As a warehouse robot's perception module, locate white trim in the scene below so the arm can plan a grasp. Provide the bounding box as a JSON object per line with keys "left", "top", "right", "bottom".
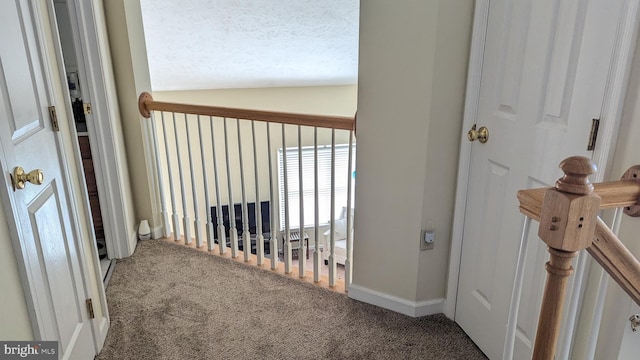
{"left": 65, "top": 0, "right": 135, "bottom": 259}
{"left": 130, "top": 228, "right": 139, "bottom": 249}
{"left": 443, "top": 0, "right": 490, "bottom": 320}
{"left": 591, "top": 0, "right": 640, "bottom": 180}
{"left": 98, "top": 317, "right": 109, "bottom": 349}
{"left": 348, "top": 284, "right": 443, "bottom": 318}
{"left": 151, "top": 225, "right": 165, "bottom": 240}
{"left": 43, "top": 0, "right": 109, "bottom": 351}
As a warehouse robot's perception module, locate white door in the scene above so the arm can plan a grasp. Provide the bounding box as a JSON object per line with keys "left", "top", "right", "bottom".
{"left": 618, "top": 304, "right": 640, "bottom": 360}
{"left": 456, "top": 0, "right": 627, "bottom": 358}
{"left": 0, "top": 1, "right": 95, "bottom": 359}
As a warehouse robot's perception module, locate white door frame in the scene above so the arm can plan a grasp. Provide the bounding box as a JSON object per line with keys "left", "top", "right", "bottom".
{"left": 43, "top": 0, "right": 116, "bottom": 349}
{"left": 444, "top": 0, "right": 640, "bottom": 347}
{"left": 54, "top": 0, "right": 137, "bottom": 260}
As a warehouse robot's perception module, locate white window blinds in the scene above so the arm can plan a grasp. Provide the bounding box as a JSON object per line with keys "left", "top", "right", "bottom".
{"left": 278, "top": 144, "right": 355, "bottom": 230}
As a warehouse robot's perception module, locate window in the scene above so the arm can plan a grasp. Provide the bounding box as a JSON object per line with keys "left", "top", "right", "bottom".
{"left": 278, "top": 144, "right": 355, "bottom": 230}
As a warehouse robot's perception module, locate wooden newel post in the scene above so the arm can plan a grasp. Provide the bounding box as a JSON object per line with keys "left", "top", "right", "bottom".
{"left": 532, "top": 156, "right": 601, "bottom": 359}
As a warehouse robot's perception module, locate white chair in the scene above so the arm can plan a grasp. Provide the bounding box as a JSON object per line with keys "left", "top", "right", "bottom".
{"left": 322, "top": 207, "right": 353, "bottom": 265}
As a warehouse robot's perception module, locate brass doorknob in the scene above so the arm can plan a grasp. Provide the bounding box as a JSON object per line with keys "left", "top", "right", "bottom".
{"left": 11, "top": 166, "right": 44, "bottom": 191}
{"left": 467, "top": 124, "right": 489, "bottom": 143}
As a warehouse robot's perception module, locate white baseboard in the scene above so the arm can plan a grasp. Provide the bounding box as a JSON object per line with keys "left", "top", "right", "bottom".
{"left": 151, "top": 225, "right": 164, "bottom": 240}
{"left": 348, "top": 284, "right": 444, "bottom": 317}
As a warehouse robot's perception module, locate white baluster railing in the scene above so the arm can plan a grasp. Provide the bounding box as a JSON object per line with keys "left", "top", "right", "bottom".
{"left": 149, "top": 112, "right": 171, "bottom": 238}
{"left": 186, "top": 115, "right": 203, "bottom": 247}
{"left": 313, "top": 128, "right": 321, "bottom": 282}
{"left": 197, "top": 115, "right": 214, "bottom": 250}
{"left": 282, "top": 124, "right": 292, "bottom": 274}
{"left": 210, "top": 116, "right": 226, "bottom": 254}
{"left": 328, "top": 129, "right": 337, "bottom": 287}
{"left": 139, "top": 93, "right": 356, "bottom": 291}
{"left": 252, "top": 121, "right": 265, "bottom": 265}
{"left": 174, "top": 113, "right": 191, "bottom": 244}
{"left": 160, "top": 112, "right": 180, "bottom": 241}
{"left": 267, "top": 123, "right": 278, "bottom": 269}
{"left": 298, "top": 126, "right": 306, "bottom": 277}
{"left": 223, "top": 117, "right": 239, "bottom": 257}
{"left": 237, "top": 120, "right": 251, "bottom": 262}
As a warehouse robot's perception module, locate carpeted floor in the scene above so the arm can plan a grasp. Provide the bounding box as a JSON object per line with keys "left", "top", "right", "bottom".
{"left": 96, "top": 240, "right": 487, "bottom": 360}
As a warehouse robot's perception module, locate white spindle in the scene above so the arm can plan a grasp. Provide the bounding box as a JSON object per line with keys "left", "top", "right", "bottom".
{"left": 186, "top": 114, "right": 203, "bottom": 247}
{"left": 328, "top": 129, "right": 337, "bottom": 287}
{"left": 209, "top": 116, "right": 226, "bottom": 254}
{"left": 197, "top": 115, "right": 214, "bottom": 250}
{"left": 503, "top": 216, "right": 532, "bottom": 359}
{"left": 298, "top": 126, "right": 306, "bottom": 277}
{"left": 252, "top": 121, "right": 265, "bottom": 265}
{"left": 313, "top": 127, "right": 320, "bottom": 283}
{"left": 345, "top": 130, "right": 354, "bottom": 291}
{"left": 267, "top": 123, "right": 278, "bottom": 269}
{"left": 237, "top": 120, "right": 251, "bottom": 262}
{"left": 149, "top": 111, "right": 170, "bottom": 238}
{"left": 585, "top": 209, "right": 623, "bottom": 360}
{"left": 224, "top": 118, "right": 239, "bottom": 257}
{"left": 160, "top": 112, "right": 180, "bottom": 240}
{"left": 282, "top": 124, "right": 292, "bottom": 273}
{"left": 173, "top": 113, "right": 191, "bottom": 243}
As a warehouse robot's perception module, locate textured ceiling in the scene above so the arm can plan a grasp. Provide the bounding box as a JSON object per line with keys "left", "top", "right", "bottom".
{"left": 140, "top": 0, "right": 359, "bottom": 91}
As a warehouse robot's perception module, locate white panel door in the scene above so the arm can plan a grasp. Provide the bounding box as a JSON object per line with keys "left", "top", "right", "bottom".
{"left": 455, "top": 0, "right": 625, "bottom": 358}
{"left": 0, "top": 1, "right": 95, "bottom": 359}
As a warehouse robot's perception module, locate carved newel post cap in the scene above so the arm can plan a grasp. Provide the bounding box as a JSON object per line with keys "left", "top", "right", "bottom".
{"left": 555, "top": 156, "right": 597, "bottom": 195}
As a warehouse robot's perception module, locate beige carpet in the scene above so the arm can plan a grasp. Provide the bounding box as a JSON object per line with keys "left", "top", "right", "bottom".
{"left": 96, "top": 240, "right": 487, "bottom": 360}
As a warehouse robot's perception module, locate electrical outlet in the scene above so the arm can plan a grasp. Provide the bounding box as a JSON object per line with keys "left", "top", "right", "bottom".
{"left": 420, "top": 229, "right": 435, "bottom": 251}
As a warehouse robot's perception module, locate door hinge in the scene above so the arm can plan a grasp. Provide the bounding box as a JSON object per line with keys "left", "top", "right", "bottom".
{"left": 86, "top": 298, "right": 95, "bottom": 319}
{"left": 48, "top": 106, "right": 59, "bottom": 132}
{"left": 587, "top": 118, "right": 600, "bottom": 151}
{"left": 83, "top": 102, "right": 92, "bottom": 115}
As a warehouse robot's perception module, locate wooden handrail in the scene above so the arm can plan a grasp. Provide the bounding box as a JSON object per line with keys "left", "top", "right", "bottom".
{"left": 138, "top": 92, "right": 355, "bottom": 131}
{"left": 517, "top": 180, "right": 640, "bottom": 221}
{"left": 589, "top": 217, "right": 640, "bottom": 305}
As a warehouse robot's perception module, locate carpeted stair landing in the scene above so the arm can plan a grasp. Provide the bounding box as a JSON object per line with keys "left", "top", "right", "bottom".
{"left": 96, "top": 240, "right": 486, "bottom": 359}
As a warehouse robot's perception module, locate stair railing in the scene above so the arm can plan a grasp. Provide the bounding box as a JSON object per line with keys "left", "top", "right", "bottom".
{"left": 138, "top": 92, "right": 356, "bottom": 291}
{"left": 517, "top": 156, "right": 640, "bottom": 359}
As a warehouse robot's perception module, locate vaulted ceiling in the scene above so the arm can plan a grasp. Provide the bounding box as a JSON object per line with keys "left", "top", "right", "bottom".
{"left": 140, "top": 0, "right": 360, "bottom": 91}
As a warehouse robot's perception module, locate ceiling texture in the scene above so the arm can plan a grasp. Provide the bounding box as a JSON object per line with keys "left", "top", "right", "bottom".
{"left": 140, "top": 0, "right": 360, "bottom": 91}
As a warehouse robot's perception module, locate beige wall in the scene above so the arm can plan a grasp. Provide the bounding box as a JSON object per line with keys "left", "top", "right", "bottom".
{"left": 353, "top": 0, "right": 474, "bottom": 301}
{"left": 103, "top": 0, "right": 156, "bottom": 233}
{"left": 417, "top": 0, "right": 474, "bottom": 300}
